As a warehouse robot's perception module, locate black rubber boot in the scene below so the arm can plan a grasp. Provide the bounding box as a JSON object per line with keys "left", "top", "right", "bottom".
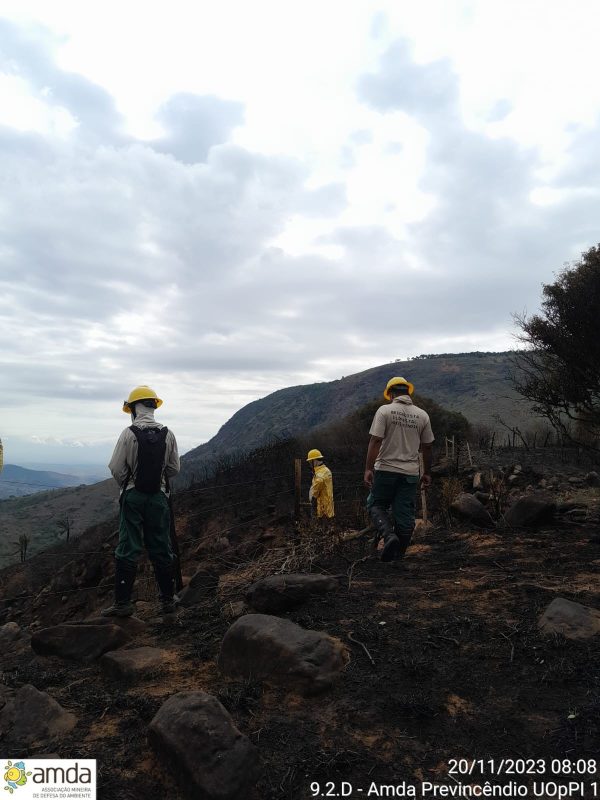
{"left": 101, "top": 559, "right": 137, "bottom": 617}
{"left": 152, "top": 562, "right": 176, "bottom": 616}
{"left": 369, "top": 506, "right": 400, "bottom": 562}
{"left": 394, "top": 528, "right": 414, "bottom": 560}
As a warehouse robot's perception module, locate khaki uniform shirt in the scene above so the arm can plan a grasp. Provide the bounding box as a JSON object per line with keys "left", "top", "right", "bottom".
{"left": 369, "top": 396, "right": 434, "bottom": 475}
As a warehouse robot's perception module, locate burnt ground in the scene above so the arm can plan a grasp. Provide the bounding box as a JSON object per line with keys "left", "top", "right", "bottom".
{"left": 2, "top": 511, "right": 600, "bottom": 799}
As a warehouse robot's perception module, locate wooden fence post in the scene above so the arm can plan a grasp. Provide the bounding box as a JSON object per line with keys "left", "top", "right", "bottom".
{"left": 294, "top": 458, "right": 302, "bottom": 520}
{"left": 419, "top": 453, "right": 428, "bottom": 524}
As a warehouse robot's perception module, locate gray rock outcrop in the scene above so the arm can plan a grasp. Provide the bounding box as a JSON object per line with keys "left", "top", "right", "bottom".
{"left": 245, "top": 573, "right": 339, "bottom": 613}
{"left": 218, "top": 613, "right": 348, "bottom": 695}
{"left": 539, "top": 598, "right": 600, "bottom": 640}
{"left": 450, "top": 493, "right": 495, "bottom": 528}
{"left": 31, "top": 623, "right": 130, "bottom": 662}
{"left": 148, "top": 691, "right": 258, "bottom": 800}
{"left": 101, "top": 647, "right": 169, "bottom": 681}
{"left": 504, "top": 494, "right": 556, "bottom": 527}
{"left": 0, "top": 685, "right": 77, "bottom": 745}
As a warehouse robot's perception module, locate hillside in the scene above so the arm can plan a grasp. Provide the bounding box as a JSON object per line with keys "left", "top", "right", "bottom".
{"left": 0, "top": 479, "right": 119, "bottom": 568}
{"left": 0, "top": 464, "right": 81, "bottom": 500}
{"left": 178, "top": 352, "right": 534, "bottom": 485}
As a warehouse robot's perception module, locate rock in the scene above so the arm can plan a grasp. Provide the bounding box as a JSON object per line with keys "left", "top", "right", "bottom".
{"left": 504, "top": 495, "right": 556, "bottom": 527}
{"left": 218, "top": 614, "right": 348, "bottom": 695}
{"left": 148, "top": 691, "right": 258, "bottom": 800}
{"left": 508, "top": 474, "right": 519, "bottom": 484}
{"left": 82, "top": 615, "right": 147, "bottom": 635}
{"left": 0, "top": 685, "right": 76, "bottom": 745}
{"left": 585, "top": 471, "right": 600, "bottom": 487}
{"left": 0, "top": 622, "right": 30, "bottom": 646}
{"left": 538, "top": 479, "right": 548, "bottom": 488}
{"left": 474, "top": 491, "right": 490, "bottom": 505}
{"left": 568, "top": 476, "right": 583, "bottom": 485}
{"left": 177, "top": 568, "right": 219, "bottom": 608}
{"left": 472, "top": 472, "right": 486, "bottom": 491}
{"left": 557, "top": 501, "right": 588, "bottom": 513}
{"left": 100, "top": 647, "right": 169, "bottom": 680}
{"left": 245, "top": 573, "right": 339, "bottom": 613}
{"left": 539, "top": 598, "right": 600, "bottom": 640}
{"left": 547, "top": 475, "right": 560, "bottom": 486}
{"left": 31, "top": 623, "right": 130, "bottom": 662}
{"left": 513, "top": 464, "right": 522, "bottom": 474}
{"left": 450, "top": 493, "right": 495, "bottom": 528}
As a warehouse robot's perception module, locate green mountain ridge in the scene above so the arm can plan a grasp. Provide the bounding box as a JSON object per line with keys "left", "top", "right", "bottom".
{"left": 178, "top": 351, "right": 537, "bottom": 486}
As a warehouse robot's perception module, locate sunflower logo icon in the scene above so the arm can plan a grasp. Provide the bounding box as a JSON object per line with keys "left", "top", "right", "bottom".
{"left": 3, "top": 761, "right": 31, "bottom": 793}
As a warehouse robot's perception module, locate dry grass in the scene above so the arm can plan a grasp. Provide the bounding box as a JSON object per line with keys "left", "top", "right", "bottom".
{"left": 218, "top": 523, "right": 342, "bottom": 601}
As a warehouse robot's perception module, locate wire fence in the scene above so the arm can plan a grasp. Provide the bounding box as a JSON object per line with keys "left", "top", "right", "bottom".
{"left": 0, "top": 458, "right": 398, "bottom": 606}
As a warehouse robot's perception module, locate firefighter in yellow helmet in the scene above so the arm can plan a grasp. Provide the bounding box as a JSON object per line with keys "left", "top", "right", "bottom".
{"left": 364, "top": 377, "right": 434, "bottom": 562}
{"left": 307, "top": 449, "right": 334, "bottom": 518}
{"left": 103, "top": 385, "right": 180, "bottom": 619}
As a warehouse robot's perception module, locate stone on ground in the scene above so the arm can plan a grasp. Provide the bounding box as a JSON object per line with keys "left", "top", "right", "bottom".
{"left": 585, "top": 471, "right": 600, "bottom": 486}
{"left": 100, "top": 646, "right": 170, "bottom": 680}
{"left": 218, "top": 613, "right": 348, "bottom": 695}
{"left": 177, "top": 568, "right": 219, "bottom": 608}
{"left": 245, "top": 573, "right": 338, "bottom": 613}
{"left": 82, "top": 615, "right": 147, "bottom": 635}
{"left": 450, "top": 493, "right": 495, "bottom": 528}
{"left": 31, "top": 623, "right": 130, "bottom": 662}
{"left": 0, "top": 685, "right": 76, "bottom": 745}
{"left": 504, "top": 494, "right": 556, "bottom": 527}
{"left": 148, "top": 691, "right": 258, "bottom": 800}
{"left": 539, "top": 597, "right": 600, "bottom": 640}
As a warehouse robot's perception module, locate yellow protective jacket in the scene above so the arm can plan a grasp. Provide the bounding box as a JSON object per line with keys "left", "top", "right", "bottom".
{"left": 310, "top": 464, "right": 334, "bottom": 518}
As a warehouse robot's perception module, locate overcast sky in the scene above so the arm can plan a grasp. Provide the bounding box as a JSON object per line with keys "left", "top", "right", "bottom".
{"left": 1, "top": 0, "right": 600, "bottom": 465}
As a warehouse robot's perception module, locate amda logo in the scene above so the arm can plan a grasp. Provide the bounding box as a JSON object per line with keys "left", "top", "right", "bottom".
{"left": 3, "top": 761, "right": 31, "bottom": 793}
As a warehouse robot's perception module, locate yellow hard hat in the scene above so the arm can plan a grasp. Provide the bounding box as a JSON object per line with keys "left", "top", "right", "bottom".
{"left": 383, "top": 376, "right": 414, "bottom": 400}
{"left": 123, "top": 385, "right": 163, "bottom": 413}
{"left": 306, "top": 449, "right": 324, "bottom": 462}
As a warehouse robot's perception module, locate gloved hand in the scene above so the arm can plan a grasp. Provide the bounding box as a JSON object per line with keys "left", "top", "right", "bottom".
{"left": 309, "top": 487, "right": 314, "bottom": 502}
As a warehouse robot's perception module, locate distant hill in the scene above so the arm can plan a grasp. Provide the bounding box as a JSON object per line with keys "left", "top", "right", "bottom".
{"left": 178, "top": 351, "right": 536, "bottom": 486}
{"left": 0, "top": 478, "right": 119, "bottom": 567}
{"left": 0, "top": 464, "right": 81, "bottom": 499}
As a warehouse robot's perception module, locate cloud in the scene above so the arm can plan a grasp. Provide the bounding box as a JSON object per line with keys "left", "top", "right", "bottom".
{"left": 152, "top": 93, "right": 244, "bottom": 164}
{"left": 0, "top": 18, "right": 125, "bottom": 144}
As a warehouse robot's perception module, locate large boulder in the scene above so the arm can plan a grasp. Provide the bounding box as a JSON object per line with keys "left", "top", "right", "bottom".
{"left": 0, "top": 685, "right": 77, "bottom": 745}
{"left": 539, "top": 598, "right": 600, "bottom": 640}
{"left": 148, "top": 691, "right": 258, "bottom": 800}
{"left": 100, "top": 647, "right": 170, "bottom": 681}
{"left": 504, "top": 494, "right": 556, "bottom": 528}
{"left": 218, "top": 614, "right": 348, "bottom": 695}
{"left": 177, "top": 568, "right": 219, "bottom": 608}
{"left": 245, "top": 573, "right": 339, "bottom": 613}
{"left": 31, "top": 623, "right": 130, "bottom": 662}
{"left": 450, "top": 493, "right": 495, "bottom": 528}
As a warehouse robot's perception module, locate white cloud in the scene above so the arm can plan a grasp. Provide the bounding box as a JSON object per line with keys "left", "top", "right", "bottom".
{"left": 1, "top": 5, "right": 600, "bottom": 463}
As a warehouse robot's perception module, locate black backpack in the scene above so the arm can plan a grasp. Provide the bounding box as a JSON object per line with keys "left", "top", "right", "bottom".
{"left": 129, "top": 426, "right": 168, "bottom": 493}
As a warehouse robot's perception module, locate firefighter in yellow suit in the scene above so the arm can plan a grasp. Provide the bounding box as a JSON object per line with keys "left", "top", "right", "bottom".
{"left": 307, "top": 449, "right": 334, "bottom": 518}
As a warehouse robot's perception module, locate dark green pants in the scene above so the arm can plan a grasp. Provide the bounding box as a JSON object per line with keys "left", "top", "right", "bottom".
{"left": 115, "top": 488, "right": 173, "bottom": 567}
{"left": 367, "top": 470, "right": 419, "bottom": 531}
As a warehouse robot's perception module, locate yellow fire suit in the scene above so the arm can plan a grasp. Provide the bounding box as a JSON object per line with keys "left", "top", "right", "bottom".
{"left": 310, "top": 464, "right": 335, "bottom": 518}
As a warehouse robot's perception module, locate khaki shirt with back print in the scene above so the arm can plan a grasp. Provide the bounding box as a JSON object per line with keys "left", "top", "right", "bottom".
{"left": 369, "top": 396, "right": 434, "bottom": 476}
